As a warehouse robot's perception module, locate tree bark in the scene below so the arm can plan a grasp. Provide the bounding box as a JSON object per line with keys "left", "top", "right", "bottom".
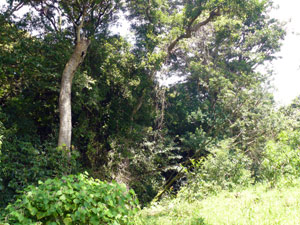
{"left": 58, "top": 38, "right": 90, "bottom": 149}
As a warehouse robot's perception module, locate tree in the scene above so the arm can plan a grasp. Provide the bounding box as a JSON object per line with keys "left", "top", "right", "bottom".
{"left": 5, "top": 0, "right": 121, "bottom": 149}
{"left": 165, "top": 3, "right": 285, "bottom": 157}
{"left": 3, "top": 0, "right": 272, "bottom": 151}
{"left": 152, "top": 0, "right": 285, "bottom": 199}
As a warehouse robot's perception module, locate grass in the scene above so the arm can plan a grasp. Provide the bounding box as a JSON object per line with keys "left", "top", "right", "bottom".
{"left": 135, "top": 181, "right": 300, "bottom": 225}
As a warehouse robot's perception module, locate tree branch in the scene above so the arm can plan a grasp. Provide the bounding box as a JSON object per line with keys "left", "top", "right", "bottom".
{"left": 96, "top": 2, "right": 112, "bottom": 28}
{"left": 5, "top": 1, "right": 24, "bottom": 17}
{"left": 75, "top": 7, "right": 87, "bottom": 43}
{"left": 167, "top": 8, "right": 221, "bottom": 55}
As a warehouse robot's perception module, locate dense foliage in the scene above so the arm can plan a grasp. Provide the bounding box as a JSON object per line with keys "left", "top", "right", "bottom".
{"left": 179, "top": 140, "right": 253, "bottom": 201}
{"left": 0, "top": 136, "right": 78, "bottom": 208}
{"left": 260, "top": 130, "right": 300, "bottom": 185}
{"left": 3, "top": 173, "right": 139, "bottom": 225}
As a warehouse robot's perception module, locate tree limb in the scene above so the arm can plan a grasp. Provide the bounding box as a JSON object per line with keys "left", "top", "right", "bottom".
{"left": 75, "top": 6, "right": 87, "bottom": 43}
{"left": 4, "top": 1, "right": 24, "bottom": 18}
{"left": 167, "top": 8, "right": 221, "bottom": 55}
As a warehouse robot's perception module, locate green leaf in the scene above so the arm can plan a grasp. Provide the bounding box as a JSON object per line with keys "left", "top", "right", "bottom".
{"left": 63, "top": 217, "right": 72, "bottom": 225}
{"left": 28, "top": 205, "right": 38, "bottom": 216}
{"left": 59, "top": 194, "right": 66, "bottom": 201}
{"left": 36, "top": 212, "right": 47, "bottom": 220}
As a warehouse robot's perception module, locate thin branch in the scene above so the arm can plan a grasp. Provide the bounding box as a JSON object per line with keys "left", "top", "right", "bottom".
{"left": 5, "top": 2, "right": 24, "bottom": 17}
{"left": 43, "top": 11, "right": 59, "bottom": 32}
{"left": 96, "top": 2, "right": 112, "bottom": 28}
{"left": 167, "top": 8, "right": 221, "bottom": 55}
{"left": 75, "top": 6, "right": 87, "bottom": 42}
{"left": 29, "top": 1, "right": 59, "bottom": 32}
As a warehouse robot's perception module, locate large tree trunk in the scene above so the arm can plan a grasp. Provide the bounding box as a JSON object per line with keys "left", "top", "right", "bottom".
{"left": 58, "top": 38, "right": 90, "bottom": 149}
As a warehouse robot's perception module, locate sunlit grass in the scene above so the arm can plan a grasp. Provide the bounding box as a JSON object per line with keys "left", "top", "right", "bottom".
{"left": 135, "top": 180, "right": 300, "bottom": 225}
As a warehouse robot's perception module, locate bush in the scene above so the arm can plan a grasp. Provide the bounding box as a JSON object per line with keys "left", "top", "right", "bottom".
{"left": 0, "top": 135, "right": 79, "bottom": 209}
{"left": 179, "top": 139, "right": 253, "bottom": 200}
{"left": 2, "top": 173, "right": 139, "bottom": 225}
{"left": 259, "top": 130, "right": 300, "bottom": 186}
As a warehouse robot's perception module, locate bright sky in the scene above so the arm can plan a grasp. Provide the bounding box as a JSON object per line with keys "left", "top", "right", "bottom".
{"left": 270, "top": 0, "right": 300, "bottom": 105}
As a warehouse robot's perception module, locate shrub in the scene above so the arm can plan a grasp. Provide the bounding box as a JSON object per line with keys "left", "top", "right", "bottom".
{"left": 259, "top": 130, "right": 300, "bottom": 186}
{"left": 2, "top": 173, "right": 139, "bottom": 225}
{"left": 179, "top": 139, "right": 253, "bottom": 200}
{"left": 0, "top": 136, "right": 79, "bottom": 209}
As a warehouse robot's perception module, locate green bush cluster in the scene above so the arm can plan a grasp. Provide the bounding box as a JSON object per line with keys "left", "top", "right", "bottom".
{"left": 259, "top": 130, "right": 300, "bottom": 186}
{"left": 179, "top": 130, "right": 300, "bottom": 201}
{"left": 179, "top": 140, "right": 253, "bottom": 200}
{"left": 0, "top": 133, "right": 78, "bottom": 208}
{"left": 2, "top": 173, "right": 139, "bottom": 225}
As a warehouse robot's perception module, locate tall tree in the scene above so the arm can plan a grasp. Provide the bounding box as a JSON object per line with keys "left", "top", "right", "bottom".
{"left": 5, "top": 0, "right": 120, "bottom": 149}
{"left": 150, "top": 0, "right": 285, "bottom": 199}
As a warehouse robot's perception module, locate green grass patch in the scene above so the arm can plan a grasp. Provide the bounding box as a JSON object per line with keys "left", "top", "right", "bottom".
{"left": 135, "top": 181, "right": 300, "bottom": 225}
